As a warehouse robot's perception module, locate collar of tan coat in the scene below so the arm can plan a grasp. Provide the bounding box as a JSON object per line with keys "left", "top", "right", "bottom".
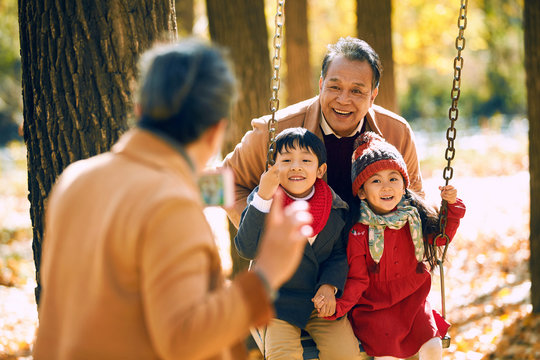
{"left": 113, "top": 128, "right": 199, "bottom": 193}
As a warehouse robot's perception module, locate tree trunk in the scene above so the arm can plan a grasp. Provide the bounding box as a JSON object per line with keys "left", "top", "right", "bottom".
{"left": 18, "top": 0, "right": 176, "bottom": 303}
{"left": 525, "top": 0, "right": 540, "bottom": 313}
{"left": 356, "top": 0, "right": 397, "bottom": 113}
{"left": 206, "top": 0, "right": 271, "bottom": 275}
{"left": 285, "top": 0, "right": 312, "bottom": 105}
{"left": 175, "top": 0, "right": 194, "bottom": 35}
{"left": 206, "top": 0, "right": 271, "bottom": 155}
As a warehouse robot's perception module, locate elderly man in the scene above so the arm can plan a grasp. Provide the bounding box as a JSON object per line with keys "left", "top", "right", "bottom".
{"left": 222, "top": 37, "right": 423, "bottom": 227}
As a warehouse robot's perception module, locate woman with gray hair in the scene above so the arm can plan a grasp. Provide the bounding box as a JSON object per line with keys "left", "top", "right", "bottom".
{"left": 34, "top": 38, "right": 312, "bottom": 360}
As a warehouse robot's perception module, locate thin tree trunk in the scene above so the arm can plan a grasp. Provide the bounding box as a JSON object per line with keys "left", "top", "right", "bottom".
{"left": 18, "top": 0, "right": 176, "bottom": 303}
{"left": 206, "top": 0, "right": 271, "bottom": 275}
{"left": 525, "top": 0, "right": 540, "bottom": 313}
{"left": 356, "top": 0, "right": 397, "bottom": 112}
{"left": 285, "top": 0, "right": 312, "bottom": 105}
{"left": 206, "top": 0, "right": 271, "bottom": 155}
{"left": 175, "top": 0, "right": 194, "bottom": 35}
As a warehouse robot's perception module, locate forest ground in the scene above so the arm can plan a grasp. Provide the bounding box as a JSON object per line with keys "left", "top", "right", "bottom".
{"left": 1, "top": 121, "right": 539, "bottom": 360}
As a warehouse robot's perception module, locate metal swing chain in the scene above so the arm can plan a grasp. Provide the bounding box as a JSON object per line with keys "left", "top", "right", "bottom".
{"left": 434, "top": 0, "right": 468, "bottom": 348}
{"left": 266, "top": 0, "right": 285, "bottom": 170}
{"left": 254, "top": 5, "right": 286, "bottom": 354}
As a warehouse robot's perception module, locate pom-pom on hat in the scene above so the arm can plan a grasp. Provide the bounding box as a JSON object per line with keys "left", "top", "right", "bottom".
{"left": 351, "top": 132, "right": 409, "bottom": 196}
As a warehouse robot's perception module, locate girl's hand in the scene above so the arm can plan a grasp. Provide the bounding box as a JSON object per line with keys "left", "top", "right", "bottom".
{"left": 439, "top": 185, "right": 457, "bottom": 204}
{"left": 258, "top": 165, "right": 280, "bottom": 200}
{"left": 312, "top": 284, "right": 337, "bottom": 317}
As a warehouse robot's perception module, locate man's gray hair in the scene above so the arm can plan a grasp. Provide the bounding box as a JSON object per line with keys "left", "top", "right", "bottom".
{"left": 321, "top": 37, "right": 382, "bottom": 90}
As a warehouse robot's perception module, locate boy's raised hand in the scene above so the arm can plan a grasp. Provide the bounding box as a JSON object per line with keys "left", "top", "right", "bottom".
{"left": 439, "top": 185, "right": 458, "bottom": 204}
{"left": 257, "top": 165, "right": 280, "bottom": 200}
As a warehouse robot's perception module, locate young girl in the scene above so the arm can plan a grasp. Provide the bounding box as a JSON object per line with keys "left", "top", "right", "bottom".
{"left": 322, "top": 132, "right": 466, "bottom": 360}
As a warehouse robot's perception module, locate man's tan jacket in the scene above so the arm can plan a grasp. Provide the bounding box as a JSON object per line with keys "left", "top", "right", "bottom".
{"left": 222, "top": 96, "right": 423, "bottom": 227}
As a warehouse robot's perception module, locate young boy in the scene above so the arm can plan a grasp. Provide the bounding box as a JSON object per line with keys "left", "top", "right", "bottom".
{"left": 235, "top": 127, "right": 362, "bottom": 359}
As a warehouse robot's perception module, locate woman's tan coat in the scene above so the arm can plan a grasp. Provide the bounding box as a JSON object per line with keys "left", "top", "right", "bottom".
{"left": 34, "top": 129, "right": 273, "bottom": 360}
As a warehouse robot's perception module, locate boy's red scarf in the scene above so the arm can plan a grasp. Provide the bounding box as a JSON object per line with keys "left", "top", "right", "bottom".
{"left": 282, "top": 178, "right": 333, "bottom": 236}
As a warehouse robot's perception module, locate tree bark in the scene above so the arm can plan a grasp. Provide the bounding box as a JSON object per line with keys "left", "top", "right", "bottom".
{"left": 206, "top": 0, "right": 271, "bottom": 155}
{"left": 285, "top": 0, "right": 313, "bottom": 105}
{"left": 18, "top": 0, "right": 176, "bottom": 303}
{"left": 525, "top": 0, "right": 540, "bottom": 313}
{"left": 175, "top": 0, "right": 194, "bottom": 35}
{"left": 206, "top": 0, "right": 271, "bottom": 275}
{"left": 356, "top": 0, "right": 397, "bottom": 113}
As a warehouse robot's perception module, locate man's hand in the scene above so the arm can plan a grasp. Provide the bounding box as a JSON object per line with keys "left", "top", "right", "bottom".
{"left": 312, "top": 284, "right": 337, "bottom": 317}
{"left": 254, "top": 189, "right": 312, "bottom": 290}
{"left": 257, "top": 165, "right": 280, "bottom": 200}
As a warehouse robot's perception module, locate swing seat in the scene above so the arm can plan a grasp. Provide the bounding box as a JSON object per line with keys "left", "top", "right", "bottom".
{"left": 299, "top": 330, "right": 368, "bottom": 359}
{"left": 300, "top": 331, "right": 448, "bottom": 358}
{"left": 300, "top": 330, "right": 320, "bottom": 360}
{"left": 251, "top": 328, "right": 368, "bottom": 360}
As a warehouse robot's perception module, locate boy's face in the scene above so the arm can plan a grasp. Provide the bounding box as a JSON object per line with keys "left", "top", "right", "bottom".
{"left": 358, "top": 169, "right": 405, "bottom": 215}
{"left": 275, "top": 146, "right": 327, "bottom": 198}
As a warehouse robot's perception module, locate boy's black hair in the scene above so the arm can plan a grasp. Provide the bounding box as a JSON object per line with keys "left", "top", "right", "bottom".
{"left": 274, "top": 128, "right": 327, "bottom": 166}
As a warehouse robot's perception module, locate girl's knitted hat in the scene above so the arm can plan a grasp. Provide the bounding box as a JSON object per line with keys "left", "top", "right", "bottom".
{"left": 351, "top": 132, "right": 409, "bottom": 196}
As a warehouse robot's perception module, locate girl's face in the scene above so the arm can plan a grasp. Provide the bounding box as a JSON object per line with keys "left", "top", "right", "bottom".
{"left": 275, "top": 146, "right": 327, "bottom": 198}
{"left": 358, "top": 169, "right": 405, "bottom": 214}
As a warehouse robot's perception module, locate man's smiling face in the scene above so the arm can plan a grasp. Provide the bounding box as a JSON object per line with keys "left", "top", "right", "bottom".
{"left": 275, "top": 145, "right": 326, "bottom": 198}
{"left": 319, "top": 56, "right": 378, "bottom": 137}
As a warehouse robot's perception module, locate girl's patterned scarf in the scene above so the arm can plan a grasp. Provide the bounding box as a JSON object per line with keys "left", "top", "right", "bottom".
{"left": 358, "top": 197, "right": 424, "bottom": 266}
{"left": 282, "top": 178, "right": 332, "bottom": 236}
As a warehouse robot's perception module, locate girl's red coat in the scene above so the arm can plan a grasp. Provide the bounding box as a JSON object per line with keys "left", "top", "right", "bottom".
{"left": 327, "top": 199, "right": 466, "bottom": 358}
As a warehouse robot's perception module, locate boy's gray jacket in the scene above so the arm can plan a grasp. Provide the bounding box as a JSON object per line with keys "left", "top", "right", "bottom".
{"left": 235, "top": 186, "right": 349, "bottom": 328}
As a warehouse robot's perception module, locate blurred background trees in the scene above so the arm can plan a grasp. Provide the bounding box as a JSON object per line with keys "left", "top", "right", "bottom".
{"left": 0, "top": 0, "right": 21, "bottom": 145}
{"left": 3, "top": 0, "right": 533, "bottom": 307}
{"left": 285, "top": 0, "right": 312, "bottom": 105}
{"left": 206, "top": 0, "right": 271, "bottom": 155}
{"left": 3, "top": 0, "right": 527, "bottom": 144}
{"left": 357, "top": 0, "right": 396, "bottom": 112}
{"left": 175, "top": 0, "right": 194, "bottom": 36}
